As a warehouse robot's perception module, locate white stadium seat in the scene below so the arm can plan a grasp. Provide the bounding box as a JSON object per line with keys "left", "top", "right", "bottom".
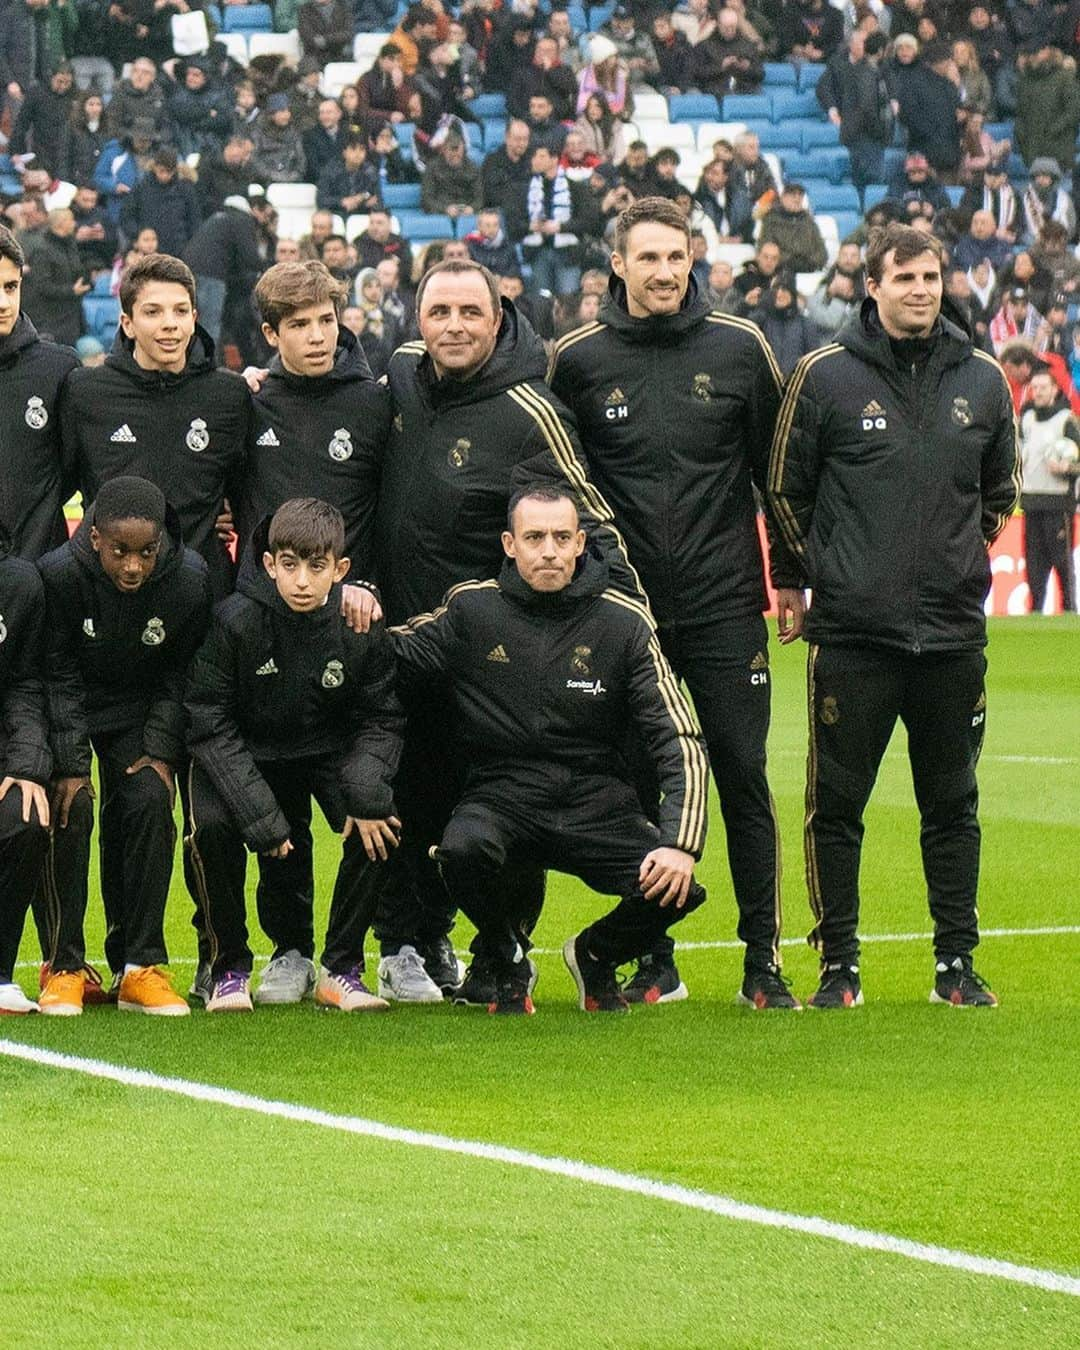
{"left": 266, "top": 182, "right": 317, "bottom": 210}
{"left": 631, "top": 90, "right": 669, "bottom": 122}
{"left": 322, "top": 62, "right": 362, "bottom": 97}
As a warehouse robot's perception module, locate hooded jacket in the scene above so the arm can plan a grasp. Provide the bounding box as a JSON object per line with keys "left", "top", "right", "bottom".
{"left": 38, "top": 505, "right": 211, "bottom": 776}
{"left": 185, "top": 516, "right": 404, "bottom": 851}
{"left": 391, "top": 553, "right": 708, "bottom": 858}
{"left": 0, "top": 524, "right": 50, "bottom": 784}
{"left": 0, "top": 313, "right": 79, "bottom": 560}
{"left": 374, "top": 299, "right": 642, "bottom": 624}
{"left": 61, "top": 327, "right": 249, "bottom": 600}
{"left": 767, "top": 298, "right": 1021, "bottom": 653}
{"left": 547, "top": 274, "right": 782, "bottom": 627}
{"left": 240, "top": 329, "right": 392, "bottom": 574}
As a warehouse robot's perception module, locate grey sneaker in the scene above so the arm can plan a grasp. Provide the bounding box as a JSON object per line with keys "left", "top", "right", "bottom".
{"left": 377, "top": 944, "right": 444, "bottom": 1003}
{"left": 254, "top": 949, "right": 316, "bottom": 1005}
{"left": 189, "top": 961, "right": 213, "bottom": 1006}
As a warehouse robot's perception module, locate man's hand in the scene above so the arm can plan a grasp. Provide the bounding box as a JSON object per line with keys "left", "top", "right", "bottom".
{"left": 775, "top": 586, "right": 806, "bottom": 644}
{"left": 51, "top": 776, "right": 93, "bottom": 829}
{"left": 73, "top": 278, "right": 92, "bottom": 296}
{"left": 341, "top": 583, "right": 383, "bottom": 633}
{"left": 639, "top": 847, "right": 695, "bottom": 908}
{"left": 265, "top": 838, "right": 294, "bottom": 859}
{"left": 343, "top": 814, "right": 401, "bottom": 861}
{"left": 125, "top": 755, "right": 175, "bottom": 806}
{"left": 215, "top": 500, "right": 234, "bottom": 541}
{"left": 242, "top": 365, "right": 270, "bottom": 393}
{"left": 0, "top": 776, "right": 50, "bottom": 827}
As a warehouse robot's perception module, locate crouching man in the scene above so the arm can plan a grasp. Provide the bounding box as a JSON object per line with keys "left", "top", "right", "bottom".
{"left": 391, "top": 486, "right": 709, "bottom": 1015}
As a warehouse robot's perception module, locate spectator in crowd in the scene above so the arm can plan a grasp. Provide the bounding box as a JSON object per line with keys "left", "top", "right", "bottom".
{"left": 320, "top": 232, "right": 356, "bottom": 282}
{"left": 1041, "top": 292, "right": 1077, "bottom": 360}
{"left": 169, "top": 58, "right": 233, "bottom": 160}
{"left": 106, "top": 56, "right": 169, "bottom": 144}
{"left": 806, "top": 240, "right": 866, "bottom": 338}
{"left": 252, "top": 93, "right": 306, "bottom": 183}
{"left": 779, "top": 0, "right": 843, "bottom": 62}
{"left": 999, "top": 339, "right": 1039, "bottom": 410}
{"left": 1018, "top": 366, "right": 1080, "bottom": 612}
{"left": 390, "top": 4, "right": 440, "bottom": 78}
{"left": 894, "top": 38, "right": 962, "bottom": 175}
{"left": 944, "top": 264, "right": 992, "bottom": 351}
{"left": 816, "top": 30, "right": 895, "bottom": 191}
{"left": 961, "top": 163, "right": 1020, "bottom": 244}
{"left": 617, "top": 138, "right": 653, "bottom": 195}
{"left": 121, "top": 145, "right": 201, "bottom": 257}
{"left": 692, "top": 7, "right": 764, "bottom": 96}
{"left": 446, "top": 18, "right": 480, "bottom": 99}
{"left": 298, "top": 0, "right": 354, "bottom": 65}
{"left": 1016, "top": 44, "right": 1080, "bottom": 174}
{"left": 182, "top": 194, "right": 269, "bottom": 352}
{"left": 576, "top": 36, "right": 632, "bottom": 119}
{"left": 520, "top": 143, "right": 586, "bottom": 295}
{"left": 93, "top": 118, "right": 156, "bottom": 226}
{"left": 420, "top": 130, "right": 481, "bottom": 217}
{"left": 708, "top": 257, "right": 737, "bottom": 308}
{"left": 758, "top": 183, "right": 827, "bottom": 275}
{"left": 299, "top": 208, "right": 335, "bottom": 261}
{"left": 1008, "top": 0, "right": 1058, "bottom": 55}
{"left": 889, "top": 150, "right": 952, "bottom": 221}
{"left": 545, "top": 7, "right": 580, "bottom": 64}
{"left": 1031, "top": 221, "right": 1080, "bottom": 293}
{"left": 1022, "top": 158, "right": 1076, "bottom": 243}
{"left": 357, "top": 43, "right": 412, "bottom": 127}
{"left": 464, "top": 207, "right": 520, "bottom": 277}
{"left": 288, "top": 56, "right": 326, "bottom": 136}
{"left": 560, "top": 128, "right": 601, "bottom": 178}
{"left": 964, "top": 5, "right": 1015, "bottom": 110}
{"left": 749, "top": 273, "right": 815, "bottom": 376}
{"left": 198, "top": 135, "right": 257, "bottom": 218}
{"left": 69, "top": 182, "right": 116, "bottom": 274}
{"left": 21, "top": 208, "right": 87, "bottom": 345}
{"left": 525, "top": 91, "right": 567, "bottom": 155}
{"left": 672, "top": 0, "right": 716, "bottom": 47}
{"left": 964, "top": 256, "right": 998, "bottom": 346}
{"left": 376, "top": 254, "right": 413, "bottom": 331}
{"left": 990, "top": 284, "right": 1046, "bottom": 353}
{"left": 232, "top": 79, "right": 260, "bottom": 134}
{"left": 732, "top": 237, "right": 782, "bottom": 310}
{"left": 352, "top": 267, "right": 397, "bottom": 373}
{"left": 368, "top": 121, "right": 419, "bottom": 185}
{"left": 276, "top": 237, "right": 302, "bottom": 263}
{"left": 575, "top": 91, "right": 626, "bottom": 165}
{"left": 356, "top": 0, "right": 398, "bottom": 31}
{"left": 645, "top": 146, "right": 684, "bottom": 199}
{"left": 695, "top": 156, "right": 752, "bottom": 243}
{"left": 952, "top": 208, "right": 1014, "bottom": 271}
{"left": 0, "top": 0, "right": 77, "bottom": 100}
{"left": 998, "top": 246, "right": 1053, "bottom": 314}
{"left": 728, "top": 130, "right": 777, "bottom": 212}
{"left": 317, "top": 133, "right": 382, "bottom": 216}
{"left": 10, "top": 60, "right": 77, "bottom": 178}
{"left": 957, "top": 107, "right": 1011, "bottom": 184}
{"left": 303, "top": 98, "right": 346, "bottom": 183}
{"left": 481, "top": 118, "right": 532, "bottom": 211}
{"left": 651, "top": 12, "right": 693, "bottom": 93}
{"left": 62, "top": 90, "right": 110, "bottom": 185}
{"left": 509, "top": 34, "right": 577, "bottom": 123}
{"left": 952, "top": 38, "right": 993, "bottom": 115}
{"left": 412, "top": 41, "right": 472, "bottom": 131}
{"left": 355, "top": 206, "right": 413, "bottom": 281}
{"left": 602, "top": 5, "right": 660, "bottom": 87}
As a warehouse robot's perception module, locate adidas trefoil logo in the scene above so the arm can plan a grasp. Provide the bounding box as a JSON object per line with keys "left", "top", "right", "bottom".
{"left": 862, "top": 400, "right": 885, "bottom": 417}
{"left": 110, "top": 423, "right": 137, "bottom": 443}
{"left": 256, "top": 427, "right": 280, "bottom": 447}
{"left": 486, "top": 644, "right": 510, "bottom": 664}
{"left": 750, "top": 651, "right": 768, "bottom": 671}
{"left": 861, "top": 399, "right": 887, "bottom": 432}
{"left": 255, "top": 658, "right": 279, "bottom": 676}
{"left": 604, "top": 387, "right": 626, "bottom": 406}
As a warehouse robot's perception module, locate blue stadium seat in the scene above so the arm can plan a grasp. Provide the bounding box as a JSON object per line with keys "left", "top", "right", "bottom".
{"left": 829, "top": 210, "right": 861, "bottom": 240}
{"left": 985, "top": 122, "right": 1013, "bottom": 143}
{"left": 82, "top": 295, "right": 120, "bottom": 344}
{"left": 779, "top": 151, "right": 829, "bottom": 181}
{"left": 393, "top": 122, "right": 415, "bottom": 156}
{"left": 222, "top": 4, "right": 272, "bottom": 31}
{"left": 92, "top": 272, "right": 113, "bottom": 297}
{"left": 863, "top": 183, "right": 889, "bottom": 209}
{"left": 586, "top": 2, "right": 615, "bottom": 27}
{"left": 669, "top": 93, "right": 720, "bottom": 123}
{"left": 205, "top": 4, "right": 222, "bottom": 27}
{"left": 945, "top": 184, "right": 964, "bottom": 206}
{"left": 721, "top": 94, "right": 772, "bottom": 122}
{"left": 468, "top": 93, "right": 506, "bottom": 119}
{"left": 455, "top": 213, "right": 477, "bottom": 238}
{"left": 797, "top": 62, "right": 827, "bottom": 91}
{"left": 397, "top": 209, "right": 454, "bottom": 239}
{"left": 464, "top": 122, "right": 483, "bottom": 154}
{"left": 749, "top": 122, "right": 802, "bottom": 150}
{"left": 793, "top": 176, "right": 834, "bottom": 201}
{"left": 807, "top": 183, "right": 860, "bottom": 213}
{"left": 783, "top": 146, "right": 849, "bottom": 183}
{"left": 384, "top": 182, "right": 421, "bottom": 209}
{"left": 566, "top": 4, "right": 588, "bottom": 33}
{"left": 883, "top": 146, "right": 906, "bottom": 181}
{"left": 483, "top": 118, "right": 506, "bottom": 149}
{"left": 762, "top": 62, "right": 798, "bottom": 86}
{"left": 801, "top": 121, "right": 841, "bottom": 150}
{"left": 771, "top": 89, "right": 821, "bottom": 123}
{"left": 1006, "top": 151, "right": 1027, "bottom": 179}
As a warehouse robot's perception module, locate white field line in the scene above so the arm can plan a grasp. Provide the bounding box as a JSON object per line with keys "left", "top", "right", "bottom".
{"left": 1, "top": 1039, "right": 1078, "bottom": 1300}
{"left": 13, "top": 925, "right": 1080, "bottom": 973}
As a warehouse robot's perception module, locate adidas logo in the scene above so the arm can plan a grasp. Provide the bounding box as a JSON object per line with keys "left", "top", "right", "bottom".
{"left": 255, "top": 658, "right": 279, "bottom": 676}
{"left": 256, "top": 427, "right": 280, "bottom": 447}
{"left": 110, "top": 423, "right": 137, "bottom": 443}
{"left": 862, "top": 400, "right": 885, "bottom": 417}
{"left": 604, "top": 387, "right": 627, "bottom": 406}
{"left": 485, "top": 644, "right": 510, "bottom": 664}
{"left": 750, "top": 651, "right": 768, "bottom": 671}
{"left": 974, "top": 691, "right": 986, "bottom": 712}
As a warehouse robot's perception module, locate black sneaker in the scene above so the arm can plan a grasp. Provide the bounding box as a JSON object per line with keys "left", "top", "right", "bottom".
{"left": 563, "top": 934, "right": 629, "bottom": 1013}
{"left": 738, "top": 964, "right": 802, "bottom": 1010}
{"left": 488, "top": 958, "right": 538, "bottom": 1016}
{"left": 420, "top": 935, "right": 466, "bottom": 995}
{"left": 930, "top": 957, "right": 998, "bottom": 1007}
{"left": 806, "top": 962, "right": 863, "bottom": 1009}
{"left": 623, "top": 952, "right": 688, "bottom": 1004}
{"left": 453, "top": 953, "right": 499, "bottom": 1006}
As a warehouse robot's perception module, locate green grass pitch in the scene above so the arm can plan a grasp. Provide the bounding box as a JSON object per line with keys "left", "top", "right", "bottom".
{"left": 2, "top": 617, "right": 1078, "bottom": 1348}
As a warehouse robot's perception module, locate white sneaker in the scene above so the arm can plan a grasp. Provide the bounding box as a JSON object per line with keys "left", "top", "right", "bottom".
{"left": 377, "top": 945, "right": 444, "bottom": 1003}
{"left": 0, "top": 982, "right": 39, "bottom": 1014}
{"left": 254, "top": 950, "right": 316, "bottom": 1005}
{"left": 315, "top": 965, "right": 390, "bottom": 1012}
{"left": 206, "top": 970, "right": 253, "bottom": 1013}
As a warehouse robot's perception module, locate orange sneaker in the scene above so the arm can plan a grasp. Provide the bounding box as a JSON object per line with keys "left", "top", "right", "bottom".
{"left": 39, "top": 969, "right": 86, "bottom": 1016}
{"left": 117, "top": 966, "right": 190, "bottom": 1017}
{"left": 39, "top": 960, "right": 112, "bottom": 1005}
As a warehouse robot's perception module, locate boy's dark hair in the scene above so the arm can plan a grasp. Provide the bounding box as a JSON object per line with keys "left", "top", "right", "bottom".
{"left": 0, "top": 224, "right": 25, "bottom": 270}
{"left": 343, "top": 133, "right": 366, "bottom": 152}
{"left": 119, "top": 253, "right": 197, "bottom": 314}
{"left": 268, "top": 498, "right": 345, "bottom": 559}
{"left": 614, "top": 195, "right": 691, "bottom": 254}
{"left": 865, "top": 222, "right": 945, "bottom": 283}
{"left": 506, "top": 484, "right": 580, "bottom": 531}
{"left": 254, "top": 260, "right": 348, "bottom": 331}
{"left": 93, "top": 475, "right": 166, "bottom": 529}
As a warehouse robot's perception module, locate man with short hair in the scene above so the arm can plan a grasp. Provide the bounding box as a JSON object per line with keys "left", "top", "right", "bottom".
{"left": 105, "top": 56, "right": 169, "bottom": 144}
{"left": 355, "top": 206, "right": 413, "bottom": 279}
{"left": 519, "top": 144, "right": 586, "bottom": 296}
{"left": 303, "top": 98, "right": 346, "bottom": 184}
{"left": 768, "top": 222, "right": 1021, "bottom": 1008}
{"left": 120, "top": 145, "right": 201, "bottom": 257}
{"left": 952, "top": 209, "right": 1013, "bottom": 272}
{"left": 481, "top": 119, "right": 533, "bottom": 212}
{"left": 1018, "top": 366, "right": 1079, "bottom": 612}
{"left": 317, "top": 134, "right": 382, "bottom": 216}
{"left": 816, "top": 30, "right": 895, "bottom": 191}
{"left": 9, "top": 60, "right": 76, "bottom": 178}
{"left": 19, "top": 208, "right": 88, "bottom": 347}
{"left": 357, "top": 43, "right": 412, "bottom": 127}
{"left": 550, "top": 196, "right": 796, "bottom": 1008}
{"left": 728, "top": 131, "right": 778, "bottom": 211}
{"left": 692, "top": 7, "right": 764, "bottom": 96}
{"left": 197, "top": 135, "right": 256, "bottom": 219}
{"left": 508, "top": 34, "right": 577, "bottom": 122}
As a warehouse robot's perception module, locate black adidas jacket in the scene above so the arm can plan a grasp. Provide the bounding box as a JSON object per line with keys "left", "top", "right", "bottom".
{"left": 548, "top": 274, "right": 783, "bottom": 627}
{"left": 38, "top": 507, "right": 212, "bottom": 777}
{"left": 185, "top": 517, "right": 404, "bottom": 852}
{"left": 391, "top": 554, "right": 709, "bottom": 859}
{"left": 60, "top": 327, "right": 249, "bottom": 600}
{"left": 374, "top": 300, "right": 642, "bottom": 624}
{"left": 239, "top": 329, "right": 392, "bottom": 576}
{"left": 0, "top": 315, "right": 79, "bottom": 560}
{"left": 767, "top": 300, "right": 1021, "bottom": 653}
{"left": 0, "top": 524, "right": 51, "bottom": 785}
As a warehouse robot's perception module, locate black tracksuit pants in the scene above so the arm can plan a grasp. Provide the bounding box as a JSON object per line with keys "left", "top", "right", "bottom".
{"left": 640, "top": 614, "right": 780, "bottom": 972}
{"left": 186, "top": 756, "right": 390, "bottom": 980}
{"left": 43, "top": 726, "right": 176, "bottom": 974}
{"left": 1024, "top": 505, "right": 1076, "bottom": 612}
{"left": 436, "top": 764, "right": 706, "bottom": 971}
{"left": 0, "top": 790, "right": 49, "bottom": 983}
{"left": 805, "top": 644, "right": 987, "bottom": 965}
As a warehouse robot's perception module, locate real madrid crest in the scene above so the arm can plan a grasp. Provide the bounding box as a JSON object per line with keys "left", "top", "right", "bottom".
{"left": 0, "top": 614, "right": 7, "bottom": 644}
{"left": 448, "top": 438, "right": 471, "bottom": 469}
{"left": 570, "top": 645, "right": 592, "bottom": 676}
{"left": 321, "top": 659, "right": 345, "bottom": 689}
{"left": 692, "top": 372, "right": 714, "bottom": 402}
{"left": 328, "top": 427, "right": 353, "bottom": 462}
{"left": 819, "top": 696, "right": 839, "bottom": 726}
{"left": 951, "top": 396, "right": 972, "bottom": 427}
{"left": 141, "top": 617, "right": 166, "bottom": 646}
{"left": 24, "top": 395, "right": 48, "bottom": 430}
{"left": 186, "top": 418, "right": 210, "bottom": 452}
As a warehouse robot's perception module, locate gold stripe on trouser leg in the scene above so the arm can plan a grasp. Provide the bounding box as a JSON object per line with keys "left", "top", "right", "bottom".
{"left": 183, "top": 762, "right": 220, "bottom": 971}
{"left": 768, "top": 789, "right": 782, "bottom": 968}
{"left": 804, "top": 644, "right": 824, "bottom": 951}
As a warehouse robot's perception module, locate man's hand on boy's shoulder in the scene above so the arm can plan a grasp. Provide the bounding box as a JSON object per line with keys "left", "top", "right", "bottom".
{"left": 243, "top": 366, "right": 269, "bottom": 394}
{"left": 341, "top": 582, "right": 383, "bottom": 633}
{"left": 344, "top": 814, "right": 401, "bottom": 862}
{"left": 214, "top": 500, "right": 235, "bottom": 543}
{"left": 125, "top": 755, "right": 175, "bottom": 807}
{"left": 51, "top": 775, "right": 94, "bottom": 829}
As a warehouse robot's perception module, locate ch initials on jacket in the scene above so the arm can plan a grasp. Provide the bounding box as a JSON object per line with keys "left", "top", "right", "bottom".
{"left": 861, "top": 400, "right": 888, "bottom": 432}
{"left": 603, "top": 387, "right": 628, "bottom": 421}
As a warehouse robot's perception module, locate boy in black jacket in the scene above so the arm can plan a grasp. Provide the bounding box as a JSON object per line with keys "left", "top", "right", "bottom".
{"left": 0, "top": 523, "right": 52, "bottom": 1014}
{"left": 185, "top": 499, "right": 404, "bottom": 1014}
{"left": 37, "top": 477, "right": 212, "bottom": 1016}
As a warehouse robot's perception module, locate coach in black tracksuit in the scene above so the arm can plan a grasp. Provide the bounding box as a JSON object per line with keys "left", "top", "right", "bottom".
{"left": 185, "top": 516, "right": 403, "bottom": 980}
{"left": 239, "top": 327, "right": 391, "bottom": 574}
{"left": 549, "top": 223, "right": 790, "bottom": 1007}
{"left": 38, "top": 489, "right": 212, "bottom": 978}
{"left": 0, "top": 526, "right": 51, "bottom": 990}
{"left": 768, "top": 224, "right": 1020, "bottom": 1007}
{"left": 61, "top": 324, "right": 249, "bottom": 601}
